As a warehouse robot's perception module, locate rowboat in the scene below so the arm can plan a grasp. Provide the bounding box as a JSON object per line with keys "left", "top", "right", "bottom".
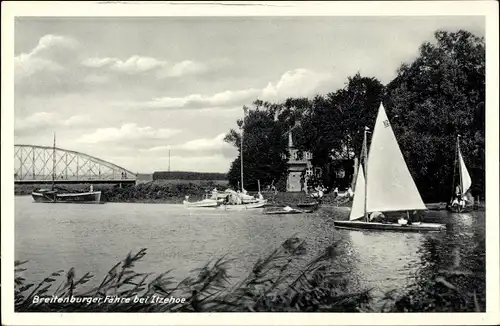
{"left": 263, "top": 206, "right": 312, "bottom": 215}
{"left": 296, "top": 201, "right": 319, "bottom": 209}
{"left": 333, "top": 103, "right": 446, "bottom": 233}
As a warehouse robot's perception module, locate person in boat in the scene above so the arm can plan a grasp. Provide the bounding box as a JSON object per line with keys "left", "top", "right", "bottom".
{"left": 211, "top": 188, "right": 218, "bottom": 200}
{"left": 370, "top": 211, "right": 388, "bottom": 223}
{"left": 333, "top": 187, "right": 339, "bottom": 198}
{"left": 398, "top": 217, "right": 411, "bottom": 225}
{"left": 459, "top": 195, "right": 467, "bottom": 209}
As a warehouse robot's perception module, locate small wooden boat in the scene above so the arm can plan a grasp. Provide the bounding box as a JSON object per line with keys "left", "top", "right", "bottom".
{"left": 333, "top": 103, "right": 446, "bottom": 233}
{"left": 32, "top": 188, "right": 102, "bottom": 204}
{"left": 447, "top": 135, "right": 475, "bottom": 213}
{"left": 183, "top": 195, "right": 220, "bottom": 208}
{"left": 264, "top": 206, "right": 312, "bottom": 215}
{"left": 296, "top": 201, "right": 319, "bottom": 209}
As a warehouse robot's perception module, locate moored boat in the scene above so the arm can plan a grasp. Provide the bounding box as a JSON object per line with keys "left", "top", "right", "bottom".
{"left": 218, "top": 199, "right": 267, "bottom": 210}
{"left": 183, "top": 195, "right": 220, "bottom": 208}
{"left": 263, "top": 206, "right": 312, "bottom": 215}
{"left": 296, "top": 201, "right": 319, "bottom": 209}
{"left": 333, "top": 103, "right": 446, "bottom": 233}
{"left": 30, "top": 134, "right": 103, "bottom": 204}
{"left": 32, "top": 188, "right": 102, "bottom": 204}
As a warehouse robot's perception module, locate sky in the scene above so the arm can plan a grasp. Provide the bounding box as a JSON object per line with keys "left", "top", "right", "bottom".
{"left": 14, "top": 16, "right": 484, "bottom": 174}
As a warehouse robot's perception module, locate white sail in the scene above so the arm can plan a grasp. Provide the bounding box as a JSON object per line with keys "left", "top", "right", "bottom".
{"left": 366, "top": 104, "right": 427, "bottom": 212}
{"left": 349, "top": 165, "right": 366, "bottom": 220}
{"left": 458, "top": 147, "right": 472, "bottom": 195}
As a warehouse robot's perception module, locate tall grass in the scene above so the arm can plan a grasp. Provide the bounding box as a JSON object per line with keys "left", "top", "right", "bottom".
{"left": 14, "top": 236, "right": 484, "bottom": 312}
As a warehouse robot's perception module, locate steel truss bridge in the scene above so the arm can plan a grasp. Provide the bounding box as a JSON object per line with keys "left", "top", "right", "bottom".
{"left": 14, "top": 144, "right": 137, "bottom": 185}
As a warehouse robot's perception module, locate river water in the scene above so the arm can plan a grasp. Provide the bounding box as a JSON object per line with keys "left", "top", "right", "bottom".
{"left": 15, "top": 196, "right": 485, "bottom": 309}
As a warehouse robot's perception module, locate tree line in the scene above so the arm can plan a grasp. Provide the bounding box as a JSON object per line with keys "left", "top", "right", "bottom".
{"left": 224, "top": 30, "right": 485, "bottom": 202}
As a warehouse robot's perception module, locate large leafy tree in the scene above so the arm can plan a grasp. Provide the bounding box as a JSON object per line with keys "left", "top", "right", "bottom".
{"left": 290, "top": 74, "right": 385, "bottom": 186}
{"left": 224, "top": 102, "right": 289, "bottom": 190}
{"left": 385, "top": 30, "right": 485, "bottom": 201}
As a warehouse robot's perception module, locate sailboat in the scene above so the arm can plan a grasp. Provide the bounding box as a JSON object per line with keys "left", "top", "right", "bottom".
{"left": 447, "top": 135, "right": 474, "bottom": 213}
{"left": 218, "top": 109, "right": 267, "bottom": 210}
{"left": 333, "top": 103, "right": 446, "bottom": 232}
{"left": 31, "top": 134, "right": 102, "bottom": 204}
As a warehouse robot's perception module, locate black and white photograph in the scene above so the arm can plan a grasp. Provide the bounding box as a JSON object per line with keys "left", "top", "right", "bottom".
{"left": 2, "top": 1, "right": 499, "bottom": 325}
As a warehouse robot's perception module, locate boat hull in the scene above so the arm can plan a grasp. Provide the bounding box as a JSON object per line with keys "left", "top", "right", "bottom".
{"left": 447, "top": 204, "right": 474, "bottom": 213}
{"left": 296, "top": 202, "right": 319, "bottom": 209}
{"left": 425, "top": 202, "right": 448, "bottom": 211}
{"left": 183, "top": 199, "right": 219, "bottom": 208}
{"left": 218, "top": 200, "right": 267, "bottom": 210}
{"left": 32, "top": 191, "right": 102, "bottom": 204}
{"left": 264, "top": 208, "right": 312, "bottom": 215}
{"left": 333, "top": 220, "right": 446, "bottom": 232}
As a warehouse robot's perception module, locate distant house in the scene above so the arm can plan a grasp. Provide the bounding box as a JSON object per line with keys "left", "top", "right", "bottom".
{"left": 328, "top": 145, "right": 356, "bottom": 190}
{"left": 285, "top": 131, "right": 357, "bottom": 192}
{"left": 286, "top": 131, "right": 316, "bottom": 192}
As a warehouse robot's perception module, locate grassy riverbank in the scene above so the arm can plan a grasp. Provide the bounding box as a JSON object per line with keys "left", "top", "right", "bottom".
{"left": 15, "top": 182, "right": 343, "bottom": 206}
{"left": 15, "top": 235, "right": 485, "bottom": 312}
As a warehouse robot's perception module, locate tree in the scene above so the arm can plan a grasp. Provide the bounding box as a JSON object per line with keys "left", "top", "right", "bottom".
{"left": 224, "top": 103, "right": 289, "bottom": 191}
{"left": 385, "top": 30, "right": 485, "bottom": 201}
{"left": 291, "top": 74, "right": 385, "bottom": 187}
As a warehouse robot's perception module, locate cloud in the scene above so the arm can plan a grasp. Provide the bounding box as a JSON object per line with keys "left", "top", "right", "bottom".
{"left": 15, "top": 35, "right": 81, "bottom": 87}
{"left": 82, "top": 55, "right": 208, "bottom": 78}
{"left": 125, "top": 68, "right": 339, "bottom": 111}
{"left": 77, "top": 123, "right": 181, "bottom": 145}
{"left": 15, "top": 112, "right": 92, "bottom": 135}
{"left": 147, "top": 133, "right": 237, "bottom": 158}
{"left": 128, "top": 88, "right": 260, "bottom": 110}
{"left": 15, "top": 35, "right": 212, "bottom": 94}
{"left": 261, "top": 69, "right": 335, "bottom": 99}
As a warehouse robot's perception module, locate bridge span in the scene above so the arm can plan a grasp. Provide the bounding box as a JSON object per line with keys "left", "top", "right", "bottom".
{"left": 14, "top": 144, "right": 138, "bottom": 185}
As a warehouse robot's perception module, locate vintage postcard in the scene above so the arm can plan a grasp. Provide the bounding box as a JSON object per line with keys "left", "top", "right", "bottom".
{"left": 1, "top": 1, "right": 499, "bottom": 325}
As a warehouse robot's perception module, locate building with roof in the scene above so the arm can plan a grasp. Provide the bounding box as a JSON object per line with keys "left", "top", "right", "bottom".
{"left": 286, "top": 131, "right": 318, "bottom": 192}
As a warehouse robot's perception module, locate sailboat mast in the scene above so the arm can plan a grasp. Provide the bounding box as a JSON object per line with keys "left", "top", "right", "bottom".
{"left": 457, "top": 134, "right": 463, "bottom": 195}
{"left": 52, "top": 133, "right": 56, "bottom": 189}
{"left": 363, "top": 127, "right": 368, "bottom": 222}
{"left": 240, "top": 108, "right": 247, "bottom": 192}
